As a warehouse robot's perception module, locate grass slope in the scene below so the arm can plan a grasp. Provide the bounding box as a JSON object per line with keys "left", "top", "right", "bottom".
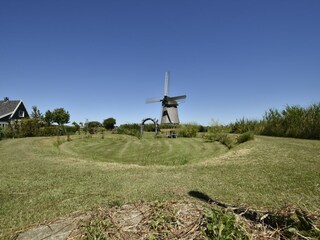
{"left": 60, "top": 133, "right": 227, "bottom": 165}
{"left": 0, "top": 133, "right": 319, "bottom": 238}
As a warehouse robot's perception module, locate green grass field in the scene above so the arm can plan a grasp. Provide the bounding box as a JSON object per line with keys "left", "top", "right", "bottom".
{"left": 0, "top": 133, "right": 320, "bottom": 238}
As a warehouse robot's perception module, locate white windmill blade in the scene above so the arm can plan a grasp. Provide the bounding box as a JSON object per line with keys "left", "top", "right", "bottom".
{"left": 170, "top": 95, "right": 187, "bottom": 101}
{"left": 164, "top": 71, "right": 170, "bottom": 96}
{"left": 145, "top": 97, "right": 163, "bottom": 103}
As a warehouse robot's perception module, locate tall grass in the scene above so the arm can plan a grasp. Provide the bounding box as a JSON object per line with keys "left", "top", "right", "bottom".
{"left": 230, "top": 103, "right": 320, "bottom": 140}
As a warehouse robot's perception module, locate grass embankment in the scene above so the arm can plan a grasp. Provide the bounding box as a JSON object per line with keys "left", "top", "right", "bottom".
{"left": 0, "top": 133, "right": 319, "bottom": 238}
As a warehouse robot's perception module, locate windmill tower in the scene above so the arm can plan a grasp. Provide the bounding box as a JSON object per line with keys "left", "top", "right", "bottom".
{"left": 146, "top": 71, "right": 186, "bottom": 124}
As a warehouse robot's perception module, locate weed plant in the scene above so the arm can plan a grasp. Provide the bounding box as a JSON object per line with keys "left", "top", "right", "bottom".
{"left": 203, "top": 208, "right": 250, "bottom": 240}
{"left": 80, "top": 217, "right": 112, "bottom": 240}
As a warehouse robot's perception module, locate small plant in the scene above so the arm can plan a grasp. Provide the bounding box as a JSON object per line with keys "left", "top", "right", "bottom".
{"left": 81, "top": 217, "right": 112, "bottom": 240}
{"left": 236, "top": 131, "right": 254, "bottom": 144}
{"left": 203, "top": 208, "right": 250, "bottom": 240}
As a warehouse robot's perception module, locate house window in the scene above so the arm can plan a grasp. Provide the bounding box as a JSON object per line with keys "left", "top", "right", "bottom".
{"left": 18, "top": 110, "right": 25, "bottom": 117}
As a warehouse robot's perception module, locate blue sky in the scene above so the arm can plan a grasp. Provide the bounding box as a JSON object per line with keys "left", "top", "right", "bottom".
{"left": 1, "top": 0, "right": 319, "bottom": 125}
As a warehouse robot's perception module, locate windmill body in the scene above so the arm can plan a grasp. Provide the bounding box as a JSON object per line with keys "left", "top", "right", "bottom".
{"left": 146, "top": 72, "right": 186, "bottom": 125}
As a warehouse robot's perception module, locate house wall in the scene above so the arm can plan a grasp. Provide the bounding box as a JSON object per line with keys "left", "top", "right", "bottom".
{"left": 11, "top": 102, "right": 29, "bottom": 120}
{"left": 0, "top": 122, "right": 8, "bottom": 128}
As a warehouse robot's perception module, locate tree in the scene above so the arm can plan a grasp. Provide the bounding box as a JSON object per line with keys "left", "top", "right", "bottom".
{"left": 103, "top": 118, "right": 116, "bottom": 130}
{"left": 44, "top": 110, "right": 53, "bottom": 126}
{"left": 87, "top": 121, "right": 102, "bottom": 134}
{"left": 52, "top": 108, "right": 70, "bottom": 126}
{"left": 30, "top": 106, "right": 42, "bottom": 120}
{"left": 72, "top": 121, "right": 80, "bottom": 133}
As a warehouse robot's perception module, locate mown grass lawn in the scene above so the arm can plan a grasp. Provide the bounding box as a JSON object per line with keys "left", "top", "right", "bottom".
{"left": 0, "top": 133, "right": 319, "bottom": 238}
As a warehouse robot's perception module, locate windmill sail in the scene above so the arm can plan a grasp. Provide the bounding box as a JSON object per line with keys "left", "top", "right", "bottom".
{"left": 146, "top": 71, "right": 186, "bottom": 124}
{"left": 164, "top": 71, "right": 169, "bottom": 96}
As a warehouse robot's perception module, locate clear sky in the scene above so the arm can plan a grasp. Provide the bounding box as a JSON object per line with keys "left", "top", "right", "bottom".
{"left": 1, "top": 0, "right": 319, "bottom": 126}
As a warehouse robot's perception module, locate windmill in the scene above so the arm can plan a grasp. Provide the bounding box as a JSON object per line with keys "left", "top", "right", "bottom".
{"left": 146, "top": 71, "right": 186, "bottom": 124}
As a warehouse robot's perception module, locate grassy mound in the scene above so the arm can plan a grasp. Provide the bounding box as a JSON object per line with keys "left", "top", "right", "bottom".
{"left": 60, "top": 133, "right": 227, "bottom": 166}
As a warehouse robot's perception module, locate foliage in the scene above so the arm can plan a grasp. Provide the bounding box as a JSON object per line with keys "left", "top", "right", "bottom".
{"left": 44, "top": 110, "right": 54, "bottom": 126}
{"left": 30, "top": 106, "right": 42, "bottom": 120}
{"left": 103, "top": 118, "right": 116, "bottom": 130}
{"left": 64, "top": 126, "right": 77, "bottom": 135}
{"left": 204, "top": 121, "right": 234, "bottom": 148}
{"left": 177, "top": 123, "right": 199, "bottom": 138}
{"left": 198, "top": 125, "right": 208, "bottom": 132}
{"left": 218, "top": 133, "right": 234, "bottom": 149}
{"left": 1, "top": 124, "right": 15, "bottom": 138}
{"left": 38, "top": 126, "right": 59, "bottom": 136}
{"left": 52, "top": 108, "right": 70, "bottom": 126}
{"left": 229, "top": 118, "right": 260, "bottom": 134}
{"left": 204, "top": 126, "right": 224, "bottom": 141}
{"left": 72, "top": 121, "right": 80, "bottom": 133}
{"left": 0, "top": 127, "right": 3, "bottom": 140}
{"left": 260, "top": 104, "right": 320, "bottom": 139}
{"left": 204, "top": 121, "right": 228, "bottom": 141}
{"left": 38, "top": 126, "right": 77, "bottom": 137}
{"left": 87, "top": 121, "right": 102, "bottom": 134}
{"left": 229, "top": 103, "right": 320, "bottom": 140}
{"left": 19, "top": 119, "right": 40, "bottom": 137}
{"left": 118, "top": 123, "right": 141, "bottom": 138}
{"left": 143, "top": 123, "right": 157, "bottom": 132}
{"left": 236, "top": 132, "right": 254, "bottom": 144}
{"left": 203, "top": 208, "right": 249, "bottom": 240}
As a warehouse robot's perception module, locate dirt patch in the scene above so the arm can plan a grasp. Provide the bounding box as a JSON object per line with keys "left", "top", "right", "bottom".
{"left": 69, "top": 201, "right": 205, "bottom": 239}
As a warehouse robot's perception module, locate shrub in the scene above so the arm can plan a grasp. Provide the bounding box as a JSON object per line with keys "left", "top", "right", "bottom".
{"left": 64, "top": 126, "right": 77, "bottom": 135}
{"left": 87, "top": 121, "right": 102, "bottom": 134}
{"left": 103, "top": 118, "right": 116, "bottom": 130}
{"left": 218, "top": 134, "right": 234, "bottom": 149}
{"left": 198, "top": 125, "right": 208, "bottom": 132}
{"left": 118, "top": 123, "right": 141, "bottom": 138}
{"left": 19, "top": 119, "right": 39, "bottom": 137}
{"left": 177, "top": 124, "right": 199, "bottom": 138}
{"left": 203, "top": 208, "right": 250, "bottom": 239}
{"left": 237, "top": 131, "right": 254, "bottom": 144}
{"left": 204, "top": 123, "right": 226, "bottom": 142}
{"left": 2, "top": 124, "right": 15, "bottom": 138}
{"left": 39, "top": 126, "right": 59, "bottom": 136}
{"left": 229, "top": 118, "right": 260, "bottom": 134}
